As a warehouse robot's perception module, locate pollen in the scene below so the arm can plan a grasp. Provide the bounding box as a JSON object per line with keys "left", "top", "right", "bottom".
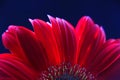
{"left": 38, "top": 63, "right": 95, "bottom": 80}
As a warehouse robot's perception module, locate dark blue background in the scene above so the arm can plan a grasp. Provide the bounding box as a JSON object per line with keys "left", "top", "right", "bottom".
{"left": 0, "top": 0, "right": 120, "bottom": 79}
{"left": 0, "top": 0, "right": 120, "bottom": 52}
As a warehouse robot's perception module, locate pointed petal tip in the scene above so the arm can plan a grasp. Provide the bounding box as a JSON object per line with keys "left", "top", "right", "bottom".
{"left": 47, "top": 14, "right": 50, "bottom": 17}
{"left": 47, "top": 15, "right": 55, "bottom": 21}
{"left": 47, "top": 14, "right": 53, "bottom": 19}
{"left": 29, "top": 18, "right": 33, "bottom": 23}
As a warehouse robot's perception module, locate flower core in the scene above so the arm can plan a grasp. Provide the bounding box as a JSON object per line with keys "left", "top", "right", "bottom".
{"left": 39, "top": 63, "right": 95, "bottom": 80}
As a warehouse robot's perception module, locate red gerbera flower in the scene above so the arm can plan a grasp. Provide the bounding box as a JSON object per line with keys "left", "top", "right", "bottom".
{"left": 0, "top": 16, "right": 120, "bottom": 80}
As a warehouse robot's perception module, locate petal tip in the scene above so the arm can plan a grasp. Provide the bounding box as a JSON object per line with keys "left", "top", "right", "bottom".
{"left": 82, "top": 16, "right": 93, "bottom": 21}
{"left": 47, "top": 14, "right": 52, "bottom": 19}
{"left": 47, "top": 15, "right": 55, "bottom": 21}
{"left": 29, "top": 18, "right": 33, "bottom": 23}
{"left": 8, "top": 25, "right": 17, "bottom": 30}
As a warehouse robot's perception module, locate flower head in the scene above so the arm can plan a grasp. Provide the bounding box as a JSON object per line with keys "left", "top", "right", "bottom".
{"left": 0, "top": 15, "right": 120, "bottom": 80}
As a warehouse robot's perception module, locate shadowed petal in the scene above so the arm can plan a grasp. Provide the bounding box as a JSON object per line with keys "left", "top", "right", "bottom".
{"left": 48, "top": 15, "right": 77, "bottom": 64}
{"left": 0, "top": 54, "right": 37, "bottom": 80}
{"left": 88, "top": 39, "right": 120, "bottom": 76}
{"left": 16, "top": 26, "right": 49, "bottom": 72}
{"left": 2, "top": 26, "right": 49, "bottom": 72}
{"left": 75, "top": 16, "right": 106, "bottom": 67}
{"left": 97, "top": 57, "right": 120, "bottom": 80}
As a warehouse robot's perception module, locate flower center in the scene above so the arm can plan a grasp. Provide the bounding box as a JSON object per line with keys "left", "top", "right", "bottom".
{"left": 39, "top": 63, "right": 95, "bottom": 80}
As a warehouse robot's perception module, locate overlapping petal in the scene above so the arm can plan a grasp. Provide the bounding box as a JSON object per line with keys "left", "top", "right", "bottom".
{"left": 89, "top": 39, "right": 120, "bottom": 76}
{"left": 2, "top": 26, "right": 27, "bottom": 62}
{"left": 98, "top": 56, "right": 120, "bottom": 80}
{"left": 29, "top": 19, "right": 61, "bottom": 66}
{"left": 48, "top": 15, "right": 77, "bottom": 64}
{"left": 1, "top": 15, "right": 120, "bottom": 80}
{"left": 2, "top": 26, "right": 49, "bottom": 72}
{"left": 75, "top": 16, "right": 120, "bottom": 79}
{"left": 0, "top": 54, "right": 37, "bottom": 80}
{"left": 75, "top": 16, "right": 106, "bottom": 67}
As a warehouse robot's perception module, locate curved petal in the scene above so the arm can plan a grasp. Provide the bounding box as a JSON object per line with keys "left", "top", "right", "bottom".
{"left": 2, "top": 26, "right": 49, "bottom": 72}
{"left": 75, "top": 16, "right": 106, "bottom": 67}
{"left": 29, "top": 18, "right": 61, "bottom": 66}
{"left": 48, "top": 15, "right": 77, "bottom": 64}
{"left": 0, "top": 53, "right": 37, "bottom": 80}
{"left": 2, "top": 26, "right": 30, "bottom": 66}
{"left": 2, "top": 27, "right": 27, "bottom": 62}
{"left": 88, "top": 39, "right": 120, "bottom": 76}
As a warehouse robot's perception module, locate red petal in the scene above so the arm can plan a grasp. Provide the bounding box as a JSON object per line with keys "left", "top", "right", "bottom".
{"left": 2, "top": 28, "right": 27, "bottom": 62}
{"left": 29, "top": 18, "right": 61, "bottom": 66}
{"left": 16, "top": 26, "right": 50, "bottom": 72}
{"left": 97, "top": 57, "right": 120, "bottom": 80}
{"left": 75, "top": 16, "right": 106, "bottom": 67}
{"left": 2, "top": 26, "right": 49, "bottom": 72}
{"left": 48, "top": 15, "right": 77, "bottom": 64}
{"left": 0, "top": 54, "right": 37, "bottom": 80}
{"left": 88, "top": 39, "right": 120, "bottom": 76}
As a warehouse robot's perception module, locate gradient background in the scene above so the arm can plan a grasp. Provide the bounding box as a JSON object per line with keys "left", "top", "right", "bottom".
{"left": 0, "top": 0, "right": 120, "bottom": 79}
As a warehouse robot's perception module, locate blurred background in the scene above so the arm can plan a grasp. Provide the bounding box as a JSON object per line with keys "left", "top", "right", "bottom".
{"left": 0, "top": 0, "right": 120, "bottom": 52}
{"left": 0, "top": 0, "right": 120, "bottom": 79}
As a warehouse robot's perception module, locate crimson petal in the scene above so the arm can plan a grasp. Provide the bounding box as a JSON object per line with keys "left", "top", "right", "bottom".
{"left": 2, "top": 25, "right": 49, "bottom": 72}
{"left": 97, "top": 56, "right": 120, "bottom": 80}
{"left": 75, "top": 16, "right": 106, "bottom": 68}
{"left": 48, "top": 15, "right": 77, "bottom": 64}
{"left": 0, "top": 54, "right": 37, "bottom": 80}
{"left": 29, "top": 18, "right": 61, "bottom": 66}
{"left": 2, "top": 26, "right": 27, "bottom": 62}
{"left": 89, "top": 39, "right": 120, "bottom": 76}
